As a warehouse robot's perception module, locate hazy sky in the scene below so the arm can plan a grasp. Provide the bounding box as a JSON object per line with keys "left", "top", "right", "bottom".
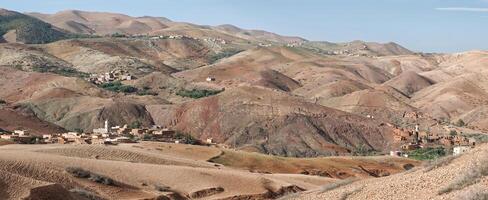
{"left": 2, "top": 0, "right": 488, "bottom": 53}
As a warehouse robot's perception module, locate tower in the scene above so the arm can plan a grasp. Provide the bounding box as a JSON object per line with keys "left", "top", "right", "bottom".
{"left": 104, "top": 120, "right": 110, "bottom": 133}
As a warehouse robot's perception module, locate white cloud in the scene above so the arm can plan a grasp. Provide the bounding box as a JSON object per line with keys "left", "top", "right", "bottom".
{"left": 436, "top": 7, "right": 488, "bottom": 12}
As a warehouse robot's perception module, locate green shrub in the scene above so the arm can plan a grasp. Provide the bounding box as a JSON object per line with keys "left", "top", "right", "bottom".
{"left": 352, "top": 144, "right": 376, "bottom": 156}
{"left": 450, "top": 130, "right": 458, "bottom": 136}
{"left": 0, "top": 99, "right": 6, "bottom": 104}
{"left": 176, "top": 88, "right": 223, "bottom": 99}
{"left": 128, "top": 121, "right": 142, "bottom": 129}
{"left": 99, "top": 81, "right": 138, "bottom": 93}
{"left": 408, "top": 147, "right": 446, "bottom": 160}
{"left": 30, "top": 65, "right": 89, "bottom": 78}
{"left": 456, "top": 119, "right": 466, "bottom": 127}
{"left": 175, "top": 132, "right": 199, "bottom": 145}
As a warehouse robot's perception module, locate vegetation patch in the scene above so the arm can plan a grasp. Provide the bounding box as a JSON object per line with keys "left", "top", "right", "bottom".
{"left": 31, "top": 65, "right": 89, "bottom": 78}
{"left": 351, "top": 144, "right": 377, "bottom": 156}
{"left": 176, "top": 88, "right": 223, "bottom": 99}
{"left": 136, "top": 86, "right": 158, "bottom": 96}
{"left": 69, "top": 188, "right": 103, "bottom": 200}
{"left": 408, "top": 147, "right": 446, "bottom": 160}
{"left": 65, "top": 167, "right": 115, "bottom": 186}
{"left": 99, "top": 81, "right": 138, "bottom": 93}
{"left": 208, "top": 49, "right": 243, "bottom": 63}
{"left": 0, "top": 99, "right": 6, "bottom": 104}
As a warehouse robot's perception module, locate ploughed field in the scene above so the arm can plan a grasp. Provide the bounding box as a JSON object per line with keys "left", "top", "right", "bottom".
{"left": 0, "top": 142, "right": 417, "bottom": 200}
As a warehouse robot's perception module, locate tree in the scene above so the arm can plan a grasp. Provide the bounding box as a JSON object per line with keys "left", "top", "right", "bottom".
{"left": 129, "top": 121, "right": 142, "bottom": 129}
{"left": 449, "top": 130, "right": 458, "bottom": 136}
{"left": 455, "top": 119, "right": 466, "bottom": 127}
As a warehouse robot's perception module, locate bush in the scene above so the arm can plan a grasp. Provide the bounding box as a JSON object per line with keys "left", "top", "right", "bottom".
{"left": 175, "top": 132, "right": 200, "bottom": 145}
{"left": 456, "top": 119, "right": 466, "bottom": 127}
{"left": 65, "top": 167, "right": 91, "bottom": 178}
{"left": 136, "top": 87, "right": 158, "bottom": 96}
{"left": 69, "top": 188, "right": 103, "bottom": 200}
{"left": 154, "top": 185, "right": 171, "bottom": 192}
{"left": 408, "top": 147, "right": 446, "bottom": 160}
{"left": 351, "top": 144, "right": 376, "bottom": 156}
{"left": 30, "top": 65, "right": 89, "bottom": 78}
{"left": 89, "top": 174, "right": 114, "bottom": 185}
{"left": 0, "top": 99, "right": 6, "bottom": 104}
{"left": 176, "top": 88, "right": 223, "bottom": 99}
{"left": 65, "top": 167, "right": 115, "bottom": 186}
{"left": 99, "top": 81, "right": 138, "bottom": 93}
{"left": 450, "top": 130, "right": 458, "bottom": 136}
{"left": 128, "top": 121, "right": 142, "bottom": 129}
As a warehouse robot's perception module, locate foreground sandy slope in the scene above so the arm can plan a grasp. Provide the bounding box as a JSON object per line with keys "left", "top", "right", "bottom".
{"left": 0, "top": 143, "right": 334, "bottom": 200}
{"left": 288, "top": 144, "right": 488, "bottom": 200}
{"left": 0, "top": 142, "right": 419, "bottom": 200}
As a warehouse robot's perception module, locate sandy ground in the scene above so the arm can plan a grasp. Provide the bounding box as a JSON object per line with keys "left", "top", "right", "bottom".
{"left": 0, "top": 142, "right": 337, "bottom": 200}
{"left": 288, "top": 144, "right": 488, "bottom": 200}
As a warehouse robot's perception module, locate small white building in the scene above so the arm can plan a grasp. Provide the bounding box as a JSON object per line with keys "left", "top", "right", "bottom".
{"left": 453, "top": 146, "right": 471, "bottom": 156}
{"left": 206, "top": 77, "right": 216, "bottom": 82}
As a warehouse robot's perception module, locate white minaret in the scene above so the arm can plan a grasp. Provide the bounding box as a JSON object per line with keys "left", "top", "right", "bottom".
{"left": 104, "top": 120, "right": 109, "bottom": 132}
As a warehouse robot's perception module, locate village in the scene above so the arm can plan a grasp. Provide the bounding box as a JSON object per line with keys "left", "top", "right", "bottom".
{"left": 388, "top": 111, "right": 477, "bottom": 157}
{"left": 86, "top": 69, "right": 134, "bottom": 85}
{"left": 0, "top": 120, "right": 216, "bottom": 146}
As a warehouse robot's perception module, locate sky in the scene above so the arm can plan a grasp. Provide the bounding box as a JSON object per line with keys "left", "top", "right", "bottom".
{"left": 1, "top": 0, "right": 488, "bottom": 53}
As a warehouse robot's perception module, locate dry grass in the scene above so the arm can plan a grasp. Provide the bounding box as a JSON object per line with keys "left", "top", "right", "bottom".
{"left": 69, "top": 188, "right": 103, "bottom": 200}
{"left": 438, "top": 151, "right": 488, "bottom": 194}
{"left": 423, "top": 154, "right": 459, "bottom": 172}
{"left": 318, "top": 178, "right": 357, "bottom": 194}
{"left": 454, "top": 185, "right": 488, "bottom": 200}
{"left": 339, "top": 187, "right": 363, "bottom": 200}
{"left": 65, "top": 167, "right": 115, "bottom": 186}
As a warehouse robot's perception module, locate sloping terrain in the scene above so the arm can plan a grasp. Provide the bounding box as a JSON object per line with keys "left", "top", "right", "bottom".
{"left": 0, "top": 142, "right": 417, "bottom": 200}
{"left": 0, "top": 67, "right": 155, "bottom": 132}
{"left": 148, "top": 86, "right": 395, "bottom": 157}
{"left": 383, "top": 71, "right": 435, "bottom": 97}
{"left": 0, "top": 107, "right": 66, "bottom": 135}
{"left": 0, "top": 9, "right": 68, "bottom": 44}
{"left": 289, "top": 144, "right": 488, "bottom": 200}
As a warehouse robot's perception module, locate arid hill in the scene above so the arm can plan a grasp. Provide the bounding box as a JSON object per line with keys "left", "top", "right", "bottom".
{"left": 288, "top": 143, "right": 488, "bottom": 200}
{"left": 148, "top": 86, "right": 395, "bottom": 157}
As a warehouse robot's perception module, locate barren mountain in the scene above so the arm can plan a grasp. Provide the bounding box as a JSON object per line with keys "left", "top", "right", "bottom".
{"left": 148, "top": 86, "right": 395, "bottom": 157}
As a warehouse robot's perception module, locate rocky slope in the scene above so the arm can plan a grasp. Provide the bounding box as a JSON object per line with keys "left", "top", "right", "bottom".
{"left": 148, "top": 86, "right": 395, "bottom": 157}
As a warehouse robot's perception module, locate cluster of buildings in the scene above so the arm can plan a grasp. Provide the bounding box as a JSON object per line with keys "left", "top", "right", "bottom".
{"left": 390, "top": 123, "right": 476, "bottom": 157}
{"left": 0, "top": 130, "right": 36, "bottom": 144}
{"left": 87, "top": 69, "right": 134, "bottom": 85}
{"left": 0, "top": 120, "right": 214, "bottom": 146}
